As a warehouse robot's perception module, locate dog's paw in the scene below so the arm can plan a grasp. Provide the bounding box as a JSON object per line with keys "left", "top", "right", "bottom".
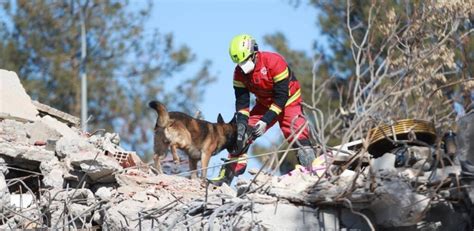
{"left": 199, "top": 178, "right": 211, "bottom": 188}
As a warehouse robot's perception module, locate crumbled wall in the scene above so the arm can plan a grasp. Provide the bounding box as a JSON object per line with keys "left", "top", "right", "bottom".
{"left": 1, "top": 69, "right": 472, "bottom": 230}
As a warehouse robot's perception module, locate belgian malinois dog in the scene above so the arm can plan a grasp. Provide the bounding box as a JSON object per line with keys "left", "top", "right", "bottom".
{"left": 148, "top": 101, "right": 236, "bottom": 179}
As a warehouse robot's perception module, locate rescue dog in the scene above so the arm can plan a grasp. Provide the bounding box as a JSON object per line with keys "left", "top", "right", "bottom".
{"left": 148, "top": 101, "right": 236, "bottom": 179}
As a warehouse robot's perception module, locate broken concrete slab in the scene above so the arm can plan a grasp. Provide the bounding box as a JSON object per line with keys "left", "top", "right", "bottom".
{"left": 88, "top": 132, "right": 122, "bottom": 151}
{"left": 55, "top": 136, "right": 123, "bottom": 184}
{"left": 369, "top": 178, "right": 430, "bottom": 227}
{"left": 39, "top": 158, "right": 65, "bottom": 188}
{"left": 68, "top": 152, "right": 122, "bottom": 183}
{"left": 25, "top": 115, "right": 79, "bottom": 145}
{"left": 10, "top": 193, "right": 34, "bottom": 209}
{"left": 103, "top": 199, "right": 149, "bottom": 230}
{"left": 0, "top": 158, "right": 10, "bottom": 212}
{"left": 0, "top": 157, "right": 8, "bottom": 174}
{"left": 0, "top": 217, "right": 17, "bottom": 230}
{"left": 25, "top": 118, "right": 62, "bottom": 145}
{"left": 371, "top": 153, "right": 396, "bottom": 172}
{"left": 0, "top": 69, "right": 38, "bottom": 122}
{"left": 68, "top": 203, "right": 95, "bottom": 219}
{"left": 0, "top": 175, "right": 6, "bottom": 202}
{"left": 238, "top": 203, "right": 320, "bottom": 230}
{"left": 0, "top": 142, "right": 56, "bottom": 170}
{"left": 46, "top": 200, "right": 95, "bottom": 229}
{"left": 55, "top": 136, "right": 97, "bottom": 159}
{"left": 46, "top": 188, "right": 96, "bottom": 206}
{"left": 38, "top": 115, "right": 80, "bottom": 139}
{"left": 32, "top": 100, "right": 80, "bottom": 127}
{"left": 131, "top": 190, "right": 148, "bottom": 202}
{"left": 0, "top": 119, "right": 30, "bottom": 144}
{"left": 95, "top": 186, "right": 114, "bottom": 201}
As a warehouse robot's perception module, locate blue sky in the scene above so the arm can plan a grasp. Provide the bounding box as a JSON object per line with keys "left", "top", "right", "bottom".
{"left": 147, "top": 0, "right": 322, "bottom": 177}
{"left": 149, "top": 0, "right": 320, "bottom": 139}
{"left": 1, "top": 0, "right": 322, "bottom": 178}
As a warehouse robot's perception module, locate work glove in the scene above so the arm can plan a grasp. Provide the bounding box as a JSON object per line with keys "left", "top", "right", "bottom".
{"left": 235, "top": 122, "right": 247, "bottom": 153}
{"left": 253, "top": 120, "right": 267, "bottom": 137}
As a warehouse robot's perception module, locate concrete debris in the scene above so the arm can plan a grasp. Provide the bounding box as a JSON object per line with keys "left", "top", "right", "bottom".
{"left": 32, "top": 100, "right": 80, "bottom": 127}
{"left": 94, "top": 186, "right": 114, "bottom": 202}
{"left": 0, "top": 158, "right": 10, "bottom": 212}
{"left": 55, "top": 136, "right": 96, "bottom": 159}
{"left": 243, "top": 203, "right": 320, "bottom": 230}
{"left": 28, "top": 115, "right": 81, "bottom": 141}
{"left": 10, "top": 193, "right": 34, "bottom": 209}
{"left": 0, "top": 69, "right": 38, "bottom": 122}
{"left": 0, "top": 141, "right": 57, "bottom": 169}
{"left": 89, "top": 132, "right": 144, "bottom": 168}
{"left": 68, "top": 152, "right": 122, "bottom": 183}
{"left": 40, "top": 158, "right": 65, "bottom": 188}
{"left": 0, "top": 119, "right": 30, "bottom": 144}
{"left": 371, "top": 153, "right": 396, "bottom": 172}
{"left": 24, "top": 117, "right": 63, "bottom": 145}
{"left": 235, "top": 141, "right": 473, "bottom": 229}
{"left": 0, "top": 69, "right": 473, "bottom": 230}
{"left": 0, "top": 157, "right": 7, "bottom": 174}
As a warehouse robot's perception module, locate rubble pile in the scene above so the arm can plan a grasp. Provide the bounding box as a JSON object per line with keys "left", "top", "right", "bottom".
{"left": 0, "top": 69, "right": 326, "bottom": 230}
{"left": 0, "top": 70, "right": 215, "bottom": 229}
{"left": 1, "top": 69, "right": 473, "bottom": 230}
{"left": 245, "top": 144, "right": 473, "bottom": 229}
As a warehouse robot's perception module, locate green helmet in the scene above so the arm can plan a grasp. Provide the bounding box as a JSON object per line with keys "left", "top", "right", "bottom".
{"left": 229, "top": 34, "right": 257, "bottom": 63}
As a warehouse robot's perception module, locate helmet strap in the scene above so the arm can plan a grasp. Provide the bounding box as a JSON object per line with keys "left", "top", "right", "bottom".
{"left": 253, "top": 41, "right": 259, "bottom": 52}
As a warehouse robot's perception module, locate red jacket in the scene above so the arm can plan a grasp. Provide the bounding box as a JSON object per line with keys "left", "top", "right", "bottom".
{"left": 233, "top": 51, "right": 302, "bottom": 123}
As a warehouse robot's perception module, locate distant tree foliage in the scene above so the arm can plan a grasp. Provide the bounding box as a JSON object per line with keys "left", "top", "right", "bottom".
{"left": 309, "top": 0, "right": 472, "bottom": 130}
{"left": 255, "top": 0, "right": 472, "bottom": 173}
{"left": 0, "top": 0, "right": 215, "bottom": 158}
{"left": 310, "top": 0, "right": 472, "bottom": 108}
{"left": 266, "top": 0, "right": 472, "bottom": 137}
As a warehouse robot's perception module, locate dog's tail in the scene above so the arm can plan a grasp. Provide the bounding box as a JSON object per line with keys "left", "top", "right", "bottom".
{"left": 148, "top": 101, "right": 170, "bottom": 127}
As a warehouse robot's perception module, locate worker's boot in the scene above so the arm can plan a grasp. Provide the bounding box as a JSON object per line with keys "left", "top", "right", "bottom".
{"left": 210, "top": 159, "right": 235, "bottom": 186}
{"left": 210, "top": 154, "right": 247, "bottom": 186}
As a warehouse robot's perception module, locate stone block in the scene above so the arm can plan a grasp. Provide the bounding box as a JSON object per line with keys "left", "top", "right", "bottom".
{"left": 0, "top": 69, "right": 38, "bottom": 121}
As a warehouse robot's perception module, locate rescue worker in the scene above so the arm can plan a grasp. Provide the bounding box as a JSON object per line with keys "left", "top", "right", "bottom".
{"left": 211, "top": 34, "right": 316, "bottom": 186}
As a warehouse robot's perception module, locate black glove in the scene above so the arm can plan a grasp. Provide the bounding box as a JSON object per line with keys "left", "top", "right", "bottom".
{"left": 235, "top": 123, "right": 247, "bottom": 153}
{"left": 234, "top": 113, "right": 250, "bottom": 154}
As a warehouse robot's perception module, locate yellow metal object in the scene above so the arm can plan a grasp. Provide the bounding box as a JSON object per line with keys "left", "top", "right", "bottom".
{"left": 367, "top": 119, "right": 437, "bottom": 156}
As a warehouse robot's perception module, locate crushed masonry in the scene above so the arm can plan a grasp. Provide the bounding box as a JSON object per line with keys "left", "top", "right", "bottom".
{"left": 1, "top": 69, "right": 473, "bottom": 230}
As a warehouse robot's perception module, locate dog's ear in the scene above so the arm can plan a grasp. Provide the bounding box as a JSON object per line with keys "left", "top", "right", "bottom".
{"left": 229, "top": 114, "right": 236, "bottom": 124}
{"left": 217, "top": 113, "right": 224, "bottom": 124}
